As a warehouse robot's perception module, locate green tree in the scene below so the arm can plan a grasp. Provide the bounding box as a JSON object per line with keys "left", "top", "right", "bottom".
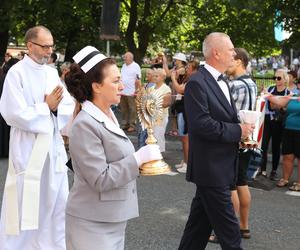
{"left": 189, "top": 0, "right": 280, "bottom": 58}
{"left": 1, "top": 0, "right": 107, "bottom": 61}
{"left": 0, "top": 0, "right": 16, "bottom": 62}
{"left": 276, "top": 0, "right": 300, "bottom": 51}
{"left": 121, "top": 0, "right": 176, "bottom": 63}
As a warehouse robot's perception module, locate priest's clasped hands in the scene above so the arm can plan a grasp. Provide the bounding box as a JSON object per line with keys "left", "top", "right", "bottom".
{"left": 45, "top": 85, "right": 64, "bottom": 111}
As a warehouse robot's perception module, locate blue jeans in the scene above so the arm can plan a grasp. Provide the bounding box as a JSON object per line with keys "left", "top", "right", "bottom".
{"left": 137, "top": 123, "right": 148, "bottom": 149}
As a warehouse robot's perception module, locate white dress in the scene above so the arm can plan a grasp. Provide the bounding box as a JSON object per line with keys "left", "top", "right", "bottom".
{"left": 0, "top": 55, "right": 74, "bottom": 249}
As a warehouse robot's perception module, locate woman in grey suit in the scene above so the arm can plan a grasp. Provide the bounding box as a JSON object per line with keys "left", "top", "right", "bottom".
{"left": 64, "top": 46, "right": 162, "bottom": 250}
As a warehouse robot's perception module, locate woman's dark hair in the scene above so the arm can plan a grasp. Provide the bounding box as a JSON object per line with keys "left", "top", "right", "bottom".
{"left": 65, "top": 58, "right": 116, "bottom": 103}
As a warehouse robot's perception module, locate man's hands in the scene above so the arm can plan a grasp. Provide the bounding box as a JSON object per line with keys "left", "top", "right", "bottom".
{"left": 240, "top": 123, "right": 255, "bottom": 139}
{"left": 45, "top": 86, "right": 63, "bottom": 111}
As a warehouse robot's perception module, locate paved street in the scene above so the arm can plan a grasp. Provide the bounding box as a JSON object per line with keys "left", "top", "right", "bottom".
{"left": 0, "top": 133, "right": 300, "bottom": 250}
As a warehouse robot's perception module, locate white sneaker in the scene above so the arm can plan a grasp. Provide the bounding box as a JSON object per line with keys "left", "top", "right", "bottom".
{"left": 175, "top": 160, "right": 184, "bottom": 169}
{"left": 177, "top": 163, "right": 187, "bottom": 173}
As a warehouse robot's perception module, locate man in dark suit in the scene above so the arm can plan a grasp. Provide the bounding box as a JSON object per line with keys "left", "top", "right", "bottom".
{"left": 178, "top": 32, "right": 255, "bottom": 250}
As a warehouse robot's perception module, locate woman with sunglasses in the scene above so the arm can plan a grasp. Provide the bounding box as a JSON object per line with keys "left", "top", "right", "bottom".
{"left": 259, "top": 69, "right": 290, "bottom": 180}
{"left": 266, "top": 86, "right": 300, "bottom": 191}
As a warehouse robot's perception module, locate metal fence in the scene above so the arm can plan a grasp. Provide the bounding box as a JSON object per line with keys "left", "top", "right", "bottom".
{"left": 253, "top": 77, "right": 275, "bottom": 93}
{"left": 140, "top": 66, "right": 275, "bottom": 93}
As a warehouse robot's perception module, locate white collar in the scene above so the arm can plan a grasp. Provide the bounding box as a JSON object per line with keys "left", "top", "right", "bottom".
{"left": 23, "top": 54, "right": 47, "bottom": 70}
{"left": 82, "top": 101, "right": 127, "bottom": 138}
{"left": 204, "top": 63, "right": 222, "bottom": 81}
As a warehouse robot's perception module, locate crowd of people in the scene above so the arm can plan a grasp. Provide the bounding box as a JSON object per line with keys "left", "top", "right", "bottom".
{"left": 0, "top": 25, "right": 299, "bottom": 250}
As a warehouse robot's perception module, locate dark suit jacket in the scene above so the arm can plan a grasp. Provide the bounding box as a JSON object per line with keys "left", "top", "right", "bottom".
{"left": 184, "top": 65, "right": 241, "bottom": 187}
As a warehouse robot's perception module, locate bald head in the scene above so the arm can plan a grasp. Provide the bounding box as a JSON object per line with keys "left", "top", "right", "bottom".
{"left": 202, "top": 32, "right": 230, "bottom": 59}
{"left": 25, "top": 25, "right": 52, "bottom": 44}
{"left": 123, "top": 52, "right": 134, "bottom": 65}
{"left": 202, "top": 32, "right": 235, "bottom": 73}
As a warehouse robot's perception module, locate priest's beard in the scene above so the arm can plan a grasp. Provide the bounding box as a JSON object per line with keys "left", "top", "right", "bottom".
{"left": 37, "top": 56, "right": 50, "bottom": 65}
{"left": 30, "top": 54, "right": 50, "bottom": 65}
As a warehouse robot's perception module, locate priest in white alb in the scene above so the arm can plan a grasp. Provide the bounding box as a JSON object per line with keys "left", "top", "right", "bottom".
{"left": 0, "top": 25, "right": 74, "bottom": 249}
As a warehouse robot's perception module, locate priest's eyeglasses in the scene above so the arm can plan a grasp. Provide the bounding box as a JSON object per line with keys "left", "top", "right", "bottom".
{"left": 30, "top": 41, "right": 55, "bottom": 50}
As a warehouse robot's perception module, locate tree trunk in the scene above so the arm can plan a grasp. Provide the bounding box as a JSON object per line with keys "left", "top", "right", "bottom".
{"left": 64, "top": 31, "right": 78, "bottom": 62}
{"left": 0, "top": 30, "right": 9, "bottom": 64}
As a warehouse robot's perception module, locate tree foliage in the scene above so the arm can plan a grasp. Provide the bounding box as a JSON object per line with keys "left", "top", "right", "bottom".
{"left": 0, "top": 0, "right": 292, "bottom": 63}
{"left": 276, "top": 0, "right": 300, "bottom": 51}
{"left": 187, "top": 0, "right": 280, "bottom": 57}
{"left": 0, "top": 0, "right": 106, "bottom": 61}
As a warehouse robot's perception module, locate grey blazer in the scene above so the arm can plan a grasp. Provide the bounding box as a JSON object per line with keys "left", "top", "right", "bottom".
{"left": 66, "top": 101, "right": 139, "bottom": 222}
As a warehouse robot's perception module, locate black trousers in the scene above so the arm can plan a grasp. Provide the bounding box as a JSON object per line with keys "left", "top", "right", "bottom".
{"left": 260, "top": 115, "right": 284, "bottom": 172}
{"left": 178, "top": 185, "right": 242, "bottom": 250}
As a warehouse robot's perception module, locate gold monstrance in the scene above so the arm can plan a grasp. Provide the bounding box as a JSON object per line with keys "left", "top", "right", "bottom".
{"left": 136, "top": 87, "right": 171, "bottom": 175}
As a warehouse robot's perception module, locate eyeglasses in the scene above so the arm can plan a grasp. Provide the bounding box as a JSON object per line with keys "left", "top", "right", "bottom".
{"left": 273, "top": 76, "right": 282, "bottom": 81}
{"left": 30, "top": 41, "right": 55, "bottom": 50}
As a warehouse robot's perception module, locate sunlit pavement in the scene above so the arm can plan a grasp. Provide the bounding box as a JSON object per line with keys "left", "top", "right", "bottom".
{"left": 0, "top": 132, "right": 299, "bottom": 250}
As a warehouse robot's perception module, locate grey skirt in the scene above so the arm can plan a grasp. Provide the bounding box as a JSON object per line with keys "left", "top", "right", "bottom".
{"left": 66, "top": 214, "right": 127, "bottom": 250}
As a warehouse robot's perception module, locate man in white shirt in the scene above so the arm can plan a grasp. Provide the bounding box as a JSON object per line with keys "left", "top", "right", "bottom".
{"left": 179, "top": 32, "right": 254, "bottom": 250}
{"left": 0, "top": 25, "right": 74, "bottom": 250}
{"left": 120, "top": 52, "right": 141, "bottom": 132}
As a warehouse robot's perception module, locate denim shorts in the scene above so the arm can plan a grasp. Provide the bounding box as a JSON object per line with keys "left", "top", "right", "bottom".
{"left": 177, "top": 112, "right": 187, "bottom": 136}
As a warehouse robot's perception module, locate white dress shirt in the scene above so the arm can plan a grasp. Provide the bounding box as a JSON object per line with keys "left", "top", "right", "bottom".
{"left": 204, "top": 63, "right": 231, "bottom": 105}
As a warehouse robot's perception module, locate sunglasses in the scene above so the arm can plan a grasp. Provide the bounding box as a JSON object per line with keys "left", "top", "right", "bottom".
{"left": 273, "top": 76, "right": 282, "bottom": 81}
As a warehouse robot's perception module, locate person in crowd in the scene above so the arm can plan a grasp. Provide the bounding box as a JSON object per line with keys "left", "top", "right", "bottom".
{"left": 0, "top": 25, "right": 74, "bottom": 249}
{"left": 178, "top": 32, "right": 254, "bottom": 250}
{"left": 1, "top": 53, "right": 12, "bottom": 68}
{"left": 259, "top": 69, "right": 290, "bottom": 180}
{"left": 60, "top": 61, "right": 71, "bottom": 85}
{"left": 59, "top": 61, "right": 73, "bottom": 149}
{"left": 287, "top": 70, "right": 298, "bottom": 93}
{"left": 60, "top": 61, "right": 72, "bottom": 94}
{"left": 266, "top": 90, "right": 300, "bottom": 190}
{"left": 171, "top": 60, "right": 199, "bottom": 173}
{"left": 16, "top": 51, "right": 26, "bottom": 60}
{"left": 64, "top": 46, "right": 162, "bottom": 250}
{"left": 150, "top": 52, "right": 164, "bottom": 68}
{"left": 295, "top": 80, "right": 300, "bottom": 95}
{"left": 163, "top": 52, "right": 187, "bottom": 137}
{"left": 228, "top": 48, "right": 257, "bottom": 239}
{"left": 163, "top": 52, "right": 187, "bottom": 77}
{"left": 272, "top": 58, "right": 278, "bottom": 74}
{"left": 0, "top": 57, "right": 19, "bottom": 158}
{"left": 209, "top": 48, "right": 257, "bottom": 244}
{"left": 47, "top": 52, "right": 58, "bottom": 69}
{"left": 137, "top": 68, "right": 155, "bottom": 149}
{"left": 120, "top": 51, "right": 141, "bottom": 132}
{"left": 152, "top": 68, "right": 172, "bottom": 153}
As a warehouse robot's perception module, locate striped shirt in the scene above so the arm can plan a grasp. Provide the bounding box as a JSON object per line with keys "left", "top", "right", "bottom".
{"left": 229, "top": 76, "right": 257, "bottom": 112}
